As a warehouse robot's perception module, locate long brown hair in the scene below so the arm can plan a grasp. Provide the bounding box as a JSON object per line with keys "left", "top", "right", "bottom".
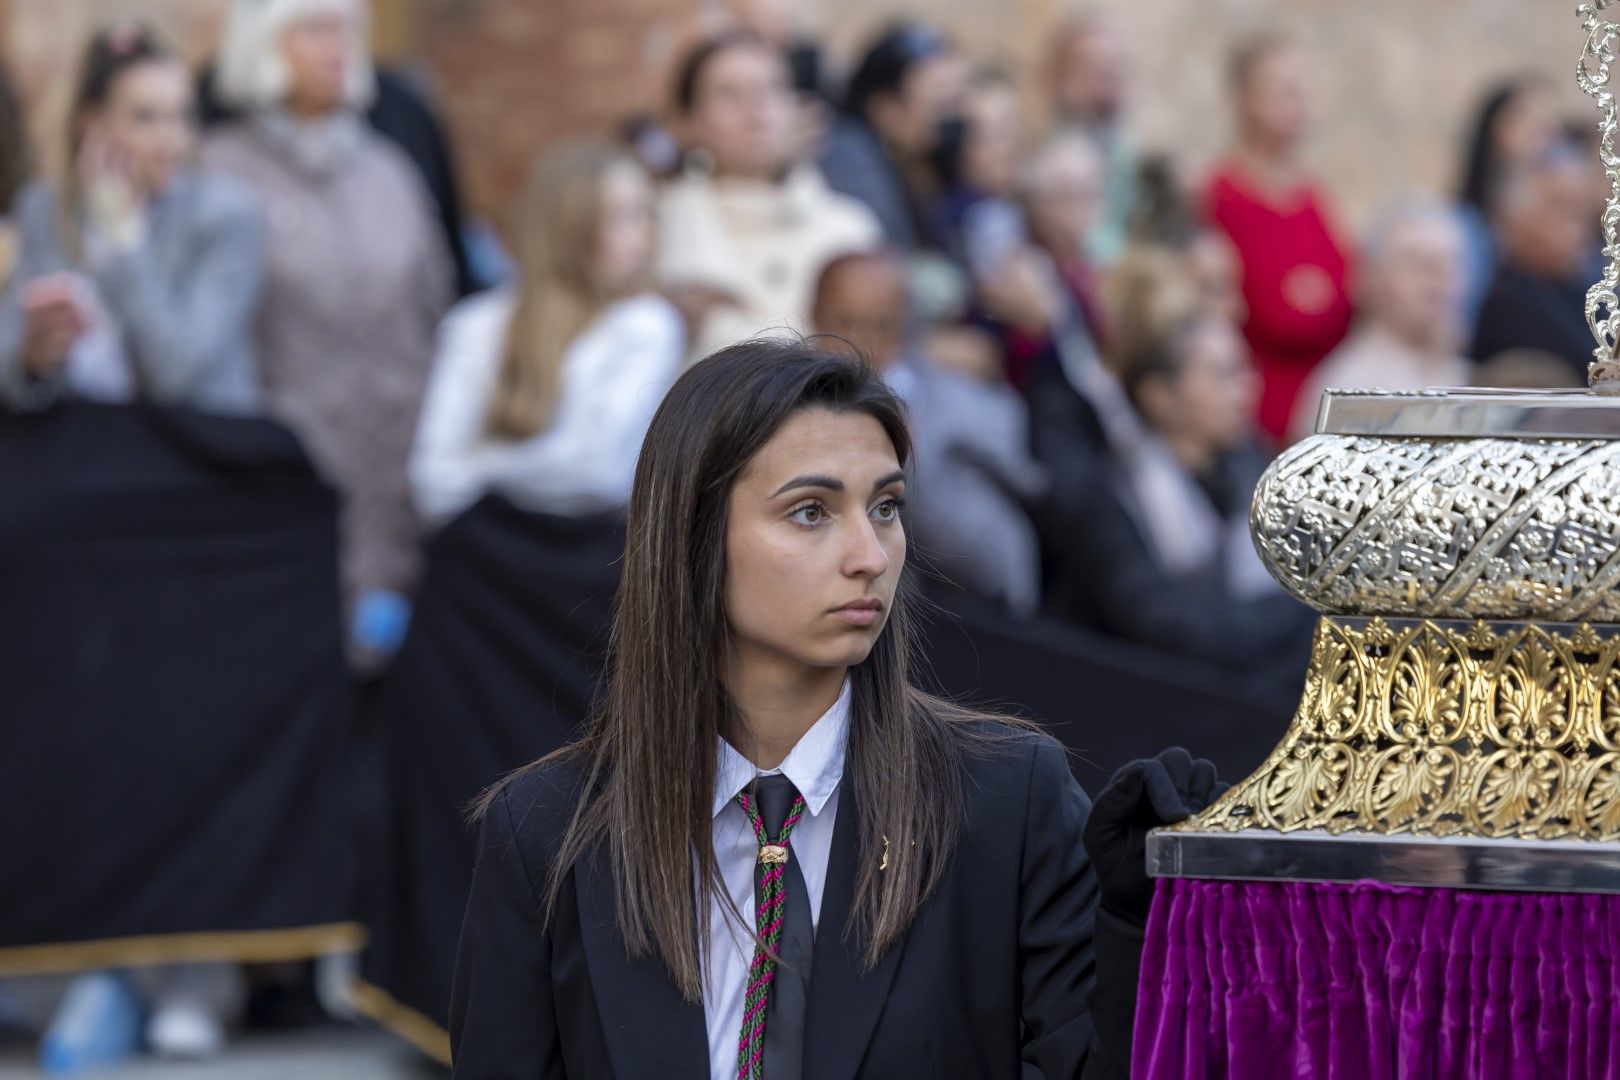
{"left": 482, "top": 338, "right": 1013, "bottom": 1001}
{"left": 485, "top": 141, "right": 648, "bottom": 440}
{"left": 56, "top": 23, "right": 179, "bottom": 261}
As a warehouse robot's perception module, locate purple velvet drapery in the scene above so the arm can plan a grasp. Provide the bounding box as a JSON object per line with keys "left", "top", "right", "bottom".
{"left": 1132, "top": 878, "right": 1620, "bottom": 1080}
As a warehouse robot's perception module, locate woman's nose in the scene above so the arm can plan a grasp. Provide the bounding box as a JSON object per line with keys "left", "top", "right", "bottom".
{"left": 844, "top": 517, "right": 890, "bottom": 579}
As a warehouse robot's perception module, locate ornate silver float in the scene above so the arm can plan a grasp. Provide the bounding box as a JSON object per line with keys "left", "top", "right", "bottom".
{"left": 1146, "top": 2, "right": 1620, "bottom": 894}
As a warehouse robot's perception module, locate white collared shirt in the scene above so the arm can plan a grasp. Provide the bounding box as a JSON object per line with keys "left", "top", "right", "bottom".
{"left": 701, "top": 681, "right": 850, "bottom": 1080}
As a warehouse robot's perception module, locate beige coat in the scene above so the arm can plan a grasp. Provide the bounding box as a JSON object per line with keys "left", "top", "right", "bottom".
{"left": 657, "top": 164, "right": 881, "bottom": 359}
{"left": 202, "top": 114, "right": 453, "bottom": 620}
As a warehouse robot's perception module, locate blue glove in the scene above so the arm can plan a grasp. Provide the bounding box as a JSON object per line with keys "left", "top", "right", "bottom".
{"left": 351, "top": 589, "right": 412, "bottom": 657}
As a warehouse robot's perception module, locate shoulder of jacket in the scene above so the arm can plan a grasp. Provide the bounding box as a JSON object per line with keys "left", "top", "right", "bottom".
{"left": 822, "top": 185, "right": 883, "bottom": 237}
{"left": 445, "top": 287, "right": 516, "bottom": 332}
{"left": 186, "top": 171, "right": 267, "bottom": 229}
{"left": 488, "top": 756, "right": 592, "bottom": 853}
{"left": 952, "top": 717, "right": 1063, "bottom": 772}
{"left": 952, "top": 723, "right": 1088, "bottom": 835}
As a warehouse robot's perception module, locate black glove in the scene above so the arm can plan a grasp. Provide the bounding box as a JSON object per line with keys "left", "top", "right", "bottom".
{"left": 1082, "top": 747, "right": 1227, "bottom": 926}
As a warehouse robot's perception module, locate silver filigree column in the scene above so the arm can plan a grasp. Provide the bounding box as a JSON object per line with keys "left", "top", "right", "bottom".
{"left": 1580, "top": 0, "right": 1620, "bottom": 390}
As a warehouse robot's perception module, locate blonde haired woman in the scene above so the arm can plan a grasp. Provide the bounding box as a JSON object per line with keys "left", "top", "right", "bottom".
{"left": 410, "top": 142, "right": 684, "bottom": 525}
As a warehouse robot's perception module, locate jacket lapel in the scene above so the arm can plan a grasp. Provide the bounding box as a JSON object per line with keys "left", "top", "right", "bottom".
{"left": 802, "top": 781, "right": 909, "bottom": 1080}
{"left": 574, "top": 846, "right": 710, "bottom": 1079}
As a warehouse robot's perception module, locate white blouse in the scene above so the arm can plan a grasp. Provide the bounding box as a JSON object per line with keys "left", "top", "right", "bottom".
{"left": 409, "top": 289, "right": 684, "bottom": 524}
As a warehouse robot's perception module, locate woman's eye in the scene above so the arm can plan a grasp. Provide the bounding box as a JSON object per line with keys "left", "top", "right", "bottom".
{"left": 872, "top": 496, "right": 905, "bottom": 521}
{"left": 789, "top": 503, "right": 825, "bottom": 526}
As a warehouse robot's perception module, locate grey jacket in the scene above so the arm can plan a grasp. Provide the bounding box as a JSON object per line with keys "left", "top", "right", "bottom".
{"left": 0, "top": 171, "right": 266, "bottom": 414}
{"left": 889, "top": 353, "right": 1048, "bottom": 616}
{"left": 818, "top": 114, "right": 921, "bottom": 250}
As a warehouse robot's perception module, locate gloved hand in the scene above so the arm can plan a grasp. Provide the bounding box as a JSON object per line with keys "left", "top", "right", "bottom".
{"left": 1082, "top": 747, "right": 1227, "bottom": 926}
{"left": 351, "top": 589, "right": 413, "bottom": 657}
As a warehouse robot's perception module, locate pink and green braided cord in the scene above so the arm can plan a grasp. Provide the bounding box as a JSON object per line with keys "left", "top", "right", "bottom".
{"left": 734, "top": 788, "right": 806, "bottom": 1080}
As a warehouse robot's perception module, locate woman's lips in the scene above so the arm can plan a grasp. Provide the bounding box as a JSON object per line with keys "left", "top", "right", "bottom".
{"left": 831, "top": 599, "right": 884, "bottom": 627}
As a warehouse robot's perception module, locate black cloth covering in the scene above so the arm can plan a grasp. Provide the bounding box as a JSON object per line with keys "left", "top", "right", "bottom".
{"left": 918, "top": 583, "right": 1295, "bottom": 790}
{"left": 364, "top": 497, "right": 1293, "bottom": 1045}
{"left": 0, "top": 403, "right": 354, "bottom": 958}
{"left": 362, "top": 497, "right": 622, "bottom": 1040}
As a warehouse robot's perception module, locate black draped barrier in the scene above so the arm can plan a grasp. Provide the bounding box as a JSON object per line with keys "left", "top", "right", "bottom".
{"left": 359, "top": 497, "right": 1292, "bottom": 1060}
{"left": 357, "top": 497, "right": 622, "bottom": 1060}
{"left": 915, "top": 584, "right": 1294, "bottom": 790}
{"left": 0, "top": 403, "right": 358, "bottom": 974}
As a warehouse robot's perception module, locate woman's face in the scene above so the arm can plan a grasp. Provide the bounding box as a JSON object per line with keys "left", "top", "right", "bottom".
{"left": 724, "top": 407, "right": 906, "bottom": 678}
{"left": 92, "top": 59, "right": 194, "bottom": 196}
{"left": 1238, "top": 46, "right": 1311, "bottom": 151}
{"left": 1148, "top": 319, "right": 1257, "bottom": 454}
{"left": 961, "top": 81, "right": 1022, "bottom": 195}
{"left": 686, "top": 44, "right": 796, "bottom": 179}
{"left": 280, "top": 10, "right": 355, "bottom": 118}
{"left": 873, "top": 53, "right": 967, "bottom": 158}
{"left": 1493, "top": 84, "right": 1558, "bottom": 166}
{"left": 596, "top": 161, "right": 655, "bottom": 292}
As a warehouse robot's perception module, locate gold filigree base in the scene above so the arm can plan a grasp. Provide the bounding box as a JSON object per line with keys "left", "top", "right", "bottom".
{"left": 1173, "top": 617, "right": 1620, "bottom": 842}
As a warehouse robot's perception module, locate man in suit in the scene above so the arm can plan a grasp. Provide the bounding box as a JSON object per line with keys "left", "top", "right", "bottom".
{"left": 812, "top": 249, "right": 1048, "bottom": 617}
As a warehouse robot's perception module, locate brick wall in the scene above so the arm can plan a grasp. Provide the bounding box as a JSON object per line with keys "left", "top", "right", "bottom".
{"left": 1, "top": 0, "right": 1595, "bottom": 236}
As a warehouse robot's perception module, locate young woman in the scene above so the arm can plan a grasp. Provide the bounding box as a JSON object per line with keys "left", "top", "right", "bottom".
{"left": 1453, "top": 76, "right": 1559, "bottom": 328}
{"left": 657, "top": 32, "right": 880, "bottom": 359}
{"left": 0, "top": 23, "right": 265, "bottom": 1067}
{"left": 0, "top": 23, "right": 264, "bottom": 415}
{"left": 1201, "top": 33, "right": 1352, "bottom": 445}
{"left": 819, "top": 22, "right": 965, "bottom": 251}
{"left": 450, "top": 339, "right": 1118, "bottom": 1078}
{"left": 410, "top": 142, "right": 684, "bottom": 525}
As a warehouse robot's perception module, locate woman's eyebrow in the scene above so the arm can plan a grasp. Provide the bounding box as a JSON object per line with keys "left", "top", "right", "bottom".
{"left": 770, "top": 474, "right": 843, "bottom": 497}
{"left": 871, "top": 469, "right": 906, "bottom": 492}
{"left": 769, "top": 469, "right": 905, "bottom": 498}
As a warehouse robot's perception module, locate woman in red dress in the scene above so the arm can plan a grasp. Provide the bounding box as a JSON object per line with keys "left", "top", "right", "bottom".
{"left": 1202, "top": 33, "right": 1351, "bottom": 443}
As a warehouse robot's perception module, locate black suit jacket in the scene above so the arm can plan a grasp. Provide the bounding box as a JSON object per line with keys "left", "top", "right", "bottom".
{"left": 450, "top": 725, "right": 1116, "bottom": 1079}
{"left": 1039, "top": 448, "right": 1314, "bottom": 697}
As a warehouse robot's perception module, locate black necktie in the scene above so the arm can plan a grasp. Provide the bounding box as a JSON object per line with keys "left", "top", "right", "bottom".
{"left": 754, "top": 774, "right": 812, "bottom": 1080}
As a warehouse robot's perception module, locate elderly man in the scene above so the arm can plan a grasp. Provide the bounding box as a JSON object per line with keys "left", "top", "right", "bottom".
{"left": 1289, "top": 201, "right": 1473, "bottom": 441}
{"left": 812, "top": 248, "right": 1047, "bottom": 616}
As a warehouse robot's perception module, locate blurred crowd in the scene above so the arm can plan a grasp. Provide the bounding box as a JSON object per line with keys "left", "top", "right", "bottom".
{"left": 0, "top": 0, "right": 1607, "bottom": 1065}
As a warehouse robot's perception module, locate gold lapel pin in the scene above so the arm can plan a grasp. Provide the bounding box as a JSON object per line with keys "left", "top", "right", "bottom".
{"left": 879, "top": 835, "right": 914, "bottom": 872}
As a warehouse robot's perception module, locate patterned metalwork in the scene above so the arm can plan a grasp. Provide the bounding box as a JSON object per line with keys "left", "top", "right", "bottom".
{"left": 1176, "top": 617, "right": 1620, "bottom": 841}
{"left": 1147, "top": 10, "right": 1620, "bottom": 887}
{"left": 1580, "top": 0, "right": 1620, "bottom": 391}
{"left": 1251, "top": 435, "right": 1620, "bottom": 622}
